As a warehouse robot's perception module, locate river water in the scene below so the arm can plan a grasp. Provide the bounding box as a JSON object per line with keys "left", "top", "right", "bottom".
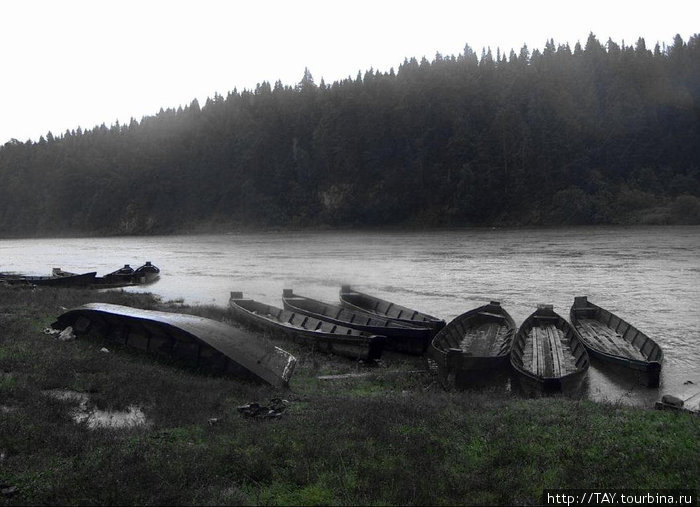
{"left": 2, "top": 226, "right": 698, "bottom": 406}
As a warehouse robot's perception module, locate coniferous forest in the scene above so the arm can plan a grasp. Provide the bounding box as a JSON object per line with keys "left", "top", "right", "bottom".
{"left": 1, "top": 33, "right": 699, "bottom": 236}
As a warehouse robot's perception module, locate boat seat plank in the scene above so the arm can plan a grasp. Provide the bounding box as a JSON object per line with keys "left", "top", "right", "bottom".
{"left": 478, "top": 311, "right": 506, "bottom": 320}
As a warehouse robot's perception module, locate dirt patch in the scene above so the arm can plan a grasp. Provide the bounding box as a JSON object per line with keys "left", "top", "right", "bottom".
{"left": 43, "top": 389, "right": 149, "bottom": 429}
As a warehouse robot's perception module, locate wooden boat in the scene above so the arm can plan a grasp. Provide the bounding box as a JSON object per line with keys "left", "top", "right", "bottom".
{"left": 51, "top": 303, "right": 296, "bottom": 388}
{"left": 570, "top": 296, "right": 663, "bottom": 387}
{"left": 91, "top": 262, "right": 161, "bottom": 288}
{"left": 229, "top": 292, "right": 384, "bottom": 362}
{"left": 281, "top": 289, "right": 431, "bottom": 355}
{"left": 428, "top": 301, "right": 516, "bottom": 386}
{"left": 339, "top": 285, "right": 445, "bottom": 334}
{"left": 0, "top": 269, "right": 97, "bottom": 287}
{"left": 510, "top": 304, "right": 589, "bottom": 394}
{"left": 0, "top": 262, "right": 159, "bottom": 289}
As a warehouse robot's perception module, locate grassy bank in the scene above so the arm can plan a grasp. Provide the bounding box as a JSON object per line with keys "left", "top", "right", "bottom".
{"left": 0, "top": 286, "right": 697, "bottom": 505}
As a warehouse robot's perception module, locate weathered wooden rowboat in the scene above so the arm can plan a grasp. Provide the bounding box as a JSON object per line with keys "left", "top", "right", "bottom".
{"left": 1, "top": 262, "right": 159, "bottom": 289}
{"left": 91, "top": 262, "right": 161, "bottom": 288}
{"left": 282, "top": 289, "right": 431, "bottom": 355}
{"left": 339, "top": 285, "right": 446, "bottom": 334}
{"left": 1, "top": 270, "right": 97, "bottom": 287}
{"left": 510, "top": 304, "right": 590, "bottom": 394}
{"left": 570, "top": 296, "right": 663, "bottom": 387}
{"left": 429, "top": 301, "right": 516, "bottom": 386}
{"left": 51, "top": 303, "right": 296, "bottom": 388}
{"left": 229, "top": 292, "right": 384, "bottom": 362}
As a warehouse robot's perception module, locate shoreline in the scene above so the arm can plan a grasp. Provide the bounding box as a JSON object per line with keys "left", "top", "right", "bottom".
{"left": 1, "top": 222, "right": 698, "bottom": 241}
{"left": 0, "top": 285, "right": 697, "bottom": 504}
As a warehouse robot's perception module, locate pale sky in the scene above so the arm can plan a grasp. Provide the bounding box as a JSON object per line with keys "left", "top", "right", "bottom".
{"left": 1, "top": 0, "right": 698, "bottom": 145}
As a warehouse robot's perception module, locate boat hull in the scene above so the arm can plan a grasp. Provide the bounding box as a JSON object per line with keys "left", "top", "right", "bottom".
{"left": 510, "top": 305, "right": 590, "bottom": 396}
{"left": 429, "top": 301, "right": 516, "bottom": 388}
{"left": 339, "top": 285, "right": 446, "bottom": 334}
{"left": 51, "top": 303, "right": 296, "bottom": 387}
{"left": 1, "top": 271, "right": 97, "bottom": 287}
{"left": 230, "top": 293, "right": 384, "bottom": 362}
{"left": 282, "top": 290, "right": 430, "bottom": 355}
{"left": 570, "top": 296, "right": 662, "bottom": 387}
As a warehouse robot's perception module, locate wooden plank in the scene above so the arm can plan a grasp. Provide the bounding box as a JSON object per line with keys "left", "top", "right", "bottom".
{"left": 539, "top": 327, "right": 550, "bottom": 377}
{"left": 535, "top": 328, "right": 542, "bottom": 376}
{"left": 579, "top": 319, "right": 624, "bottom": 356}
{"left": 547, "top": 325, "right": 565, "bottom": 377}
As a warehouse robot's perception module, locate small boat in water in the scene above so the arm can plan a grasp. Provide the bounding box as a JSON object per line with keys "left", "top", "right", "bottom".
{"left": 570, "top": 296, "right": 663, "bottom": 387}
{"left": 339, "top": 285, "right": 445, "bottom": 334}
{"left": 51, "top": 303, "right": 296, "bottom": 387}
{"left": 229, "top": 292, "right": 385, "bottom": 362}
{"left": 510, "top": 304, "right": 589, "bottom": 394}
{"left": 92, "top": 262, "right": 161, "bottom": 288}
{"left": 428, "top": 301, "right": 516, "bottom": 386}
{"left": 282, "top": 289, "right": 431, "bottom": 355}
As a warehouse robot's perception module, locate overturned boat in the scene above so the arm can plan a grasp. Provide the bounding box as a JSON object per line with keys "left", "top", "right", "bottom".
{"left": 282, "top": 289, "right": 431, "bottom": 355}
{"left": 51, "top": 303, "right": 296, "bottom": 388}
{"left": 229, "top": 292, "right": 385, "bottom": 362}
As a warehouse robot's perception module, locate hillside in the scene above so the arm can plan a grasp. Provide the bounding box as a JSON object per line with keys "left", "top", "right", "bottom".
{"left": 1, "top": 33, "right": 699, "bottom": 236}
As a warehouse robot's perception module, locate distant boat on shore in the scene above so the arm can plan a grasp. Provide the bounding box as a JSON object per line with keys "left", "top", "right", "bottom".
{"left": 0, "top": 262, "right": 160, "bottom": 288}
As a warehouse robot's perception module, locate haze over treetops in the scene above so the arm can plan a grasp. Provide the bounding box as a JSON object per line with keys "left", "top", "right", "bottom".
{"left": 1, "top": 33, "right": 698, "bottom": 235}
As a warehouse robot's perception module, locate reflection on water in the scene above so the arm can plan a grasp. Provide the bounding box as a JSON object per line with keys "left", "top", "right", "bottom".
{"left": 2, "top": 226, "right": 699, "bottom": 406}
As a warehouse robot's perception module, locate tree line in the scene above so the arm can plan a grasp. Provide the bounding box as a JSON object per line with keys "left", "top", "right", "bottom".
{"left": 1, "top": 33, "right": 699, "bottom": 236}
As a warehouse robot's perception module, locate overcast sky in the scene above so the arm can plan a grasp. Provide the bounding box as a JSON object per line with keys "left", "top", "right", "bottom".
{"left": 1, "top": 0, "right": 698, "bottom": 145}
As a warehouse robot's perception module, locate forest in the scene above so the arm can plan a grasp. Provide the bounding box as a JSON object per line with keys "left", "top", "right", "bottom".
{"left": 0, "top": 33, "right": 698, "bottom": 236}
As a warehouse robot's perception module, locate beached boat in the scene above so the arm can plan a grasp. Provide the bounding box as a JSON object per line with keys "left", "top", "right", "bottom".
{"left": 92, "top": 262, "right": 161, "bottom": 288}
{"left": 0, "top": 262, "right": 159, "bottom": 289}
{"left": 0, "top": 269, "right": 97, "bottom": 287}
{"left": 339, "top": 285, "right": 445, "bottom": 334}
{"left": 51, "top": 303, "right": 296, "bottom": 387}
{"left": 510, "top": 304, "right": 589, "bottom": 394}
{"left": 570, "top": 296, "right": 663, "bottom": 387}
{"left": 282, "top": 289, "right": 431, "bottom": 354}
{"left": 229, "top": 292, "right": 384, "bottom": 362}
{"left": 429, "top": 301, "right": 516, "bottom": 386}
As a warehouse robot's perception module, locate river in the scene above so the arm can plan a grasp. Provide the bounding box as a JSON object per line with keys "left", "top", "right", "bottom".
{"left": 2, "top": 226, "right": 698, "bottom": 406}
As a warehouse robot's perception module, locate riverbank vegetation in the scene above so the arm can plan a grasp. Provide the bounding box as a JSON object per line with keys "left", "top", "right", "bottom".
{"left": 0, "top": 286, "right": 697, "bottom": 504}
{"left": 1, "top": 33, "right": 699, "bottom": 236}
